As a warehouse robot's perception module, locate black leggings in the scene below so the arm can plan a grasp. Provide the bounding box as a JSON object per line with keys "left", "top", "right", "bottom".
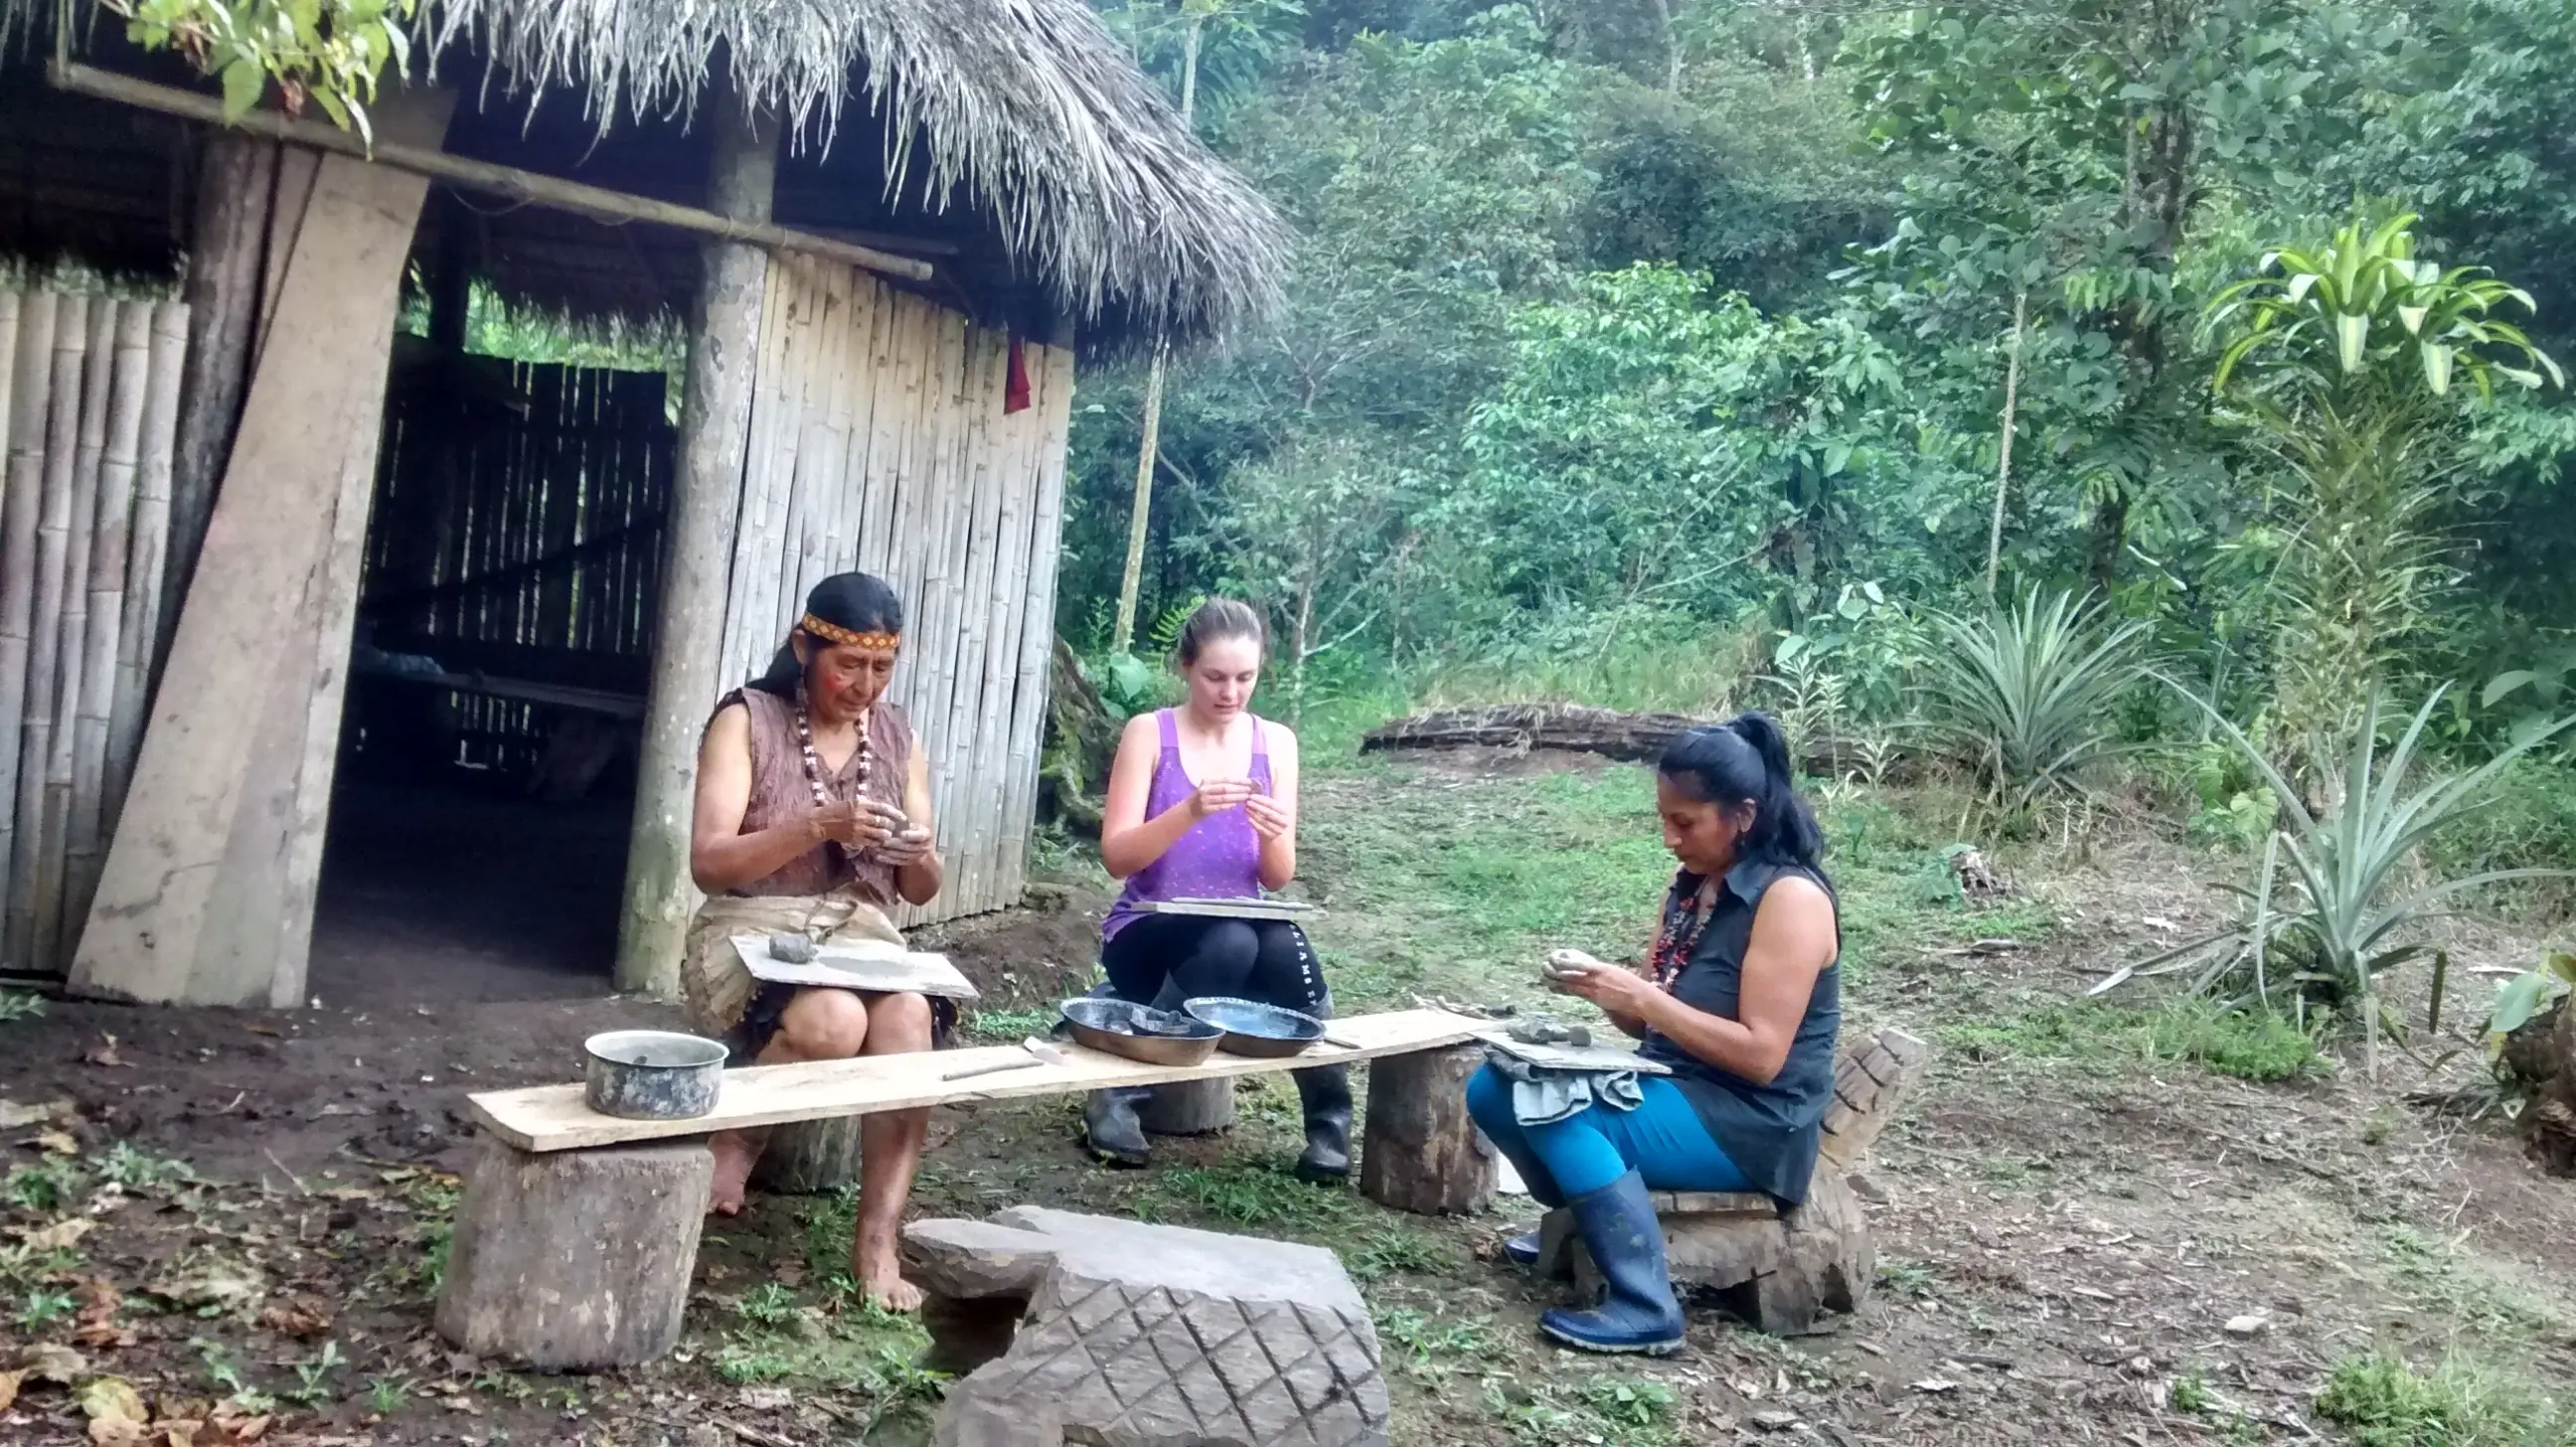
{"left": 1101, "top": 915, "right": 1327, "bottom": 1016}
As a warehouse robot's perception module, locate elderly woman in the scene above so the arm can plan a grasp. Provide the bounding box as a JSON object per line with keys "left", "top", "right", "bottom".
{"left": 1469, "top": 714, "right": 1841, "bottom": 1355}
{"left": 684, "top": 571, "right": 941, "bottom": 1311}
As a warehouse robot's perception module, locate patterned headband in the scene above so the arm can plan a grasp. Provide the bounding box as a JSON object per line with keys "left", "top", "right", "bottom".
{"left": 800, "top": 613, "right": 900, "bottom": 651}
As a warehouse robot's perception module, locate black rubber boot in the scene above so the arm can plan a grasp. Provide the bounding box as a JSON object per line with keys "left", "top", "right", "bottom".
{"left": 1537, "top": 1170, "right": 1686, "bottom": 1356}
{"left": 1291, "top": 1064, "right": 1352, "bottom": 1184}
{"left": 1082, "top": 1087, "right": 1152, "bottom": 1168}
{"left": 1503, "top": 1229, "right": 1542, "bottom": 1267}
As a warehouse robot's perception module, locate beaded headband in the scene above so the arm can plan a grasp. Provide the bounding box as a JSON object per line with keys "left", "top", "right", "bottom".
{"left": 800, "top": 613, "right": 899, "bottom": 651}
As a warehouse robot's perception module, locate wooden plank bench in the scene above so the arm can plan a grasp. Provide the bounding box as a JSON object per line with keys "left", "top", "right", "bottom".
{"left": 433, "top": 1008, "right": 1493, "bottom": 1369}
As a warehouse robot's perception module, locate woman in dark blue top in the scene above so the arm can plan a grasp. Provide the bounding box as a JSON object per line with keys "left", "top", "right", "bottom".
{"left": 1466, "top": 713, "right": 1841, "bottom": 1355}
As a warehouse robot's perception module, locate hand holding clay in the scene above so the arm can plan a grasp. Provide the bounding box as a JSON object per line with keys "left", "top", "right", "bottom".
{"left": 1190, "top": 776, "right": 1257, "bottom": 820}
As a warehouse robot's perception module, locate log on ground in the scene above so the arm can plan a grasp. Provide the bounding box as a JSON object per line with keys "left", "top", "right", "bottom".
{"left": 1361, "top": 703, "right": 1909, "bottom": 776}
{"left": 1139, "top": 1075, "right": 1234, "bottom": 1136}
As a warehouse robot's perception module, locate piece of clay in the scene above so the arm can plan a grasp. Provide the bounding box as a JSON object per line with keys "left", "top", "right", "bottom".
{"left": 767, "top": 932, "right": 817, "bottom": 964}
{"left": 1564, "top": 1025, "right": 1592, "bottom": 1048}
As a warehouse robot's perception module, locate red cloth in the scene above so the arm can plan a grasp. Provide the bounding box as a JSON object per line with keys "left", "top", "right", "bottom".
{"left": 1005, "top": 336, "right": 1032, "bottom": 413}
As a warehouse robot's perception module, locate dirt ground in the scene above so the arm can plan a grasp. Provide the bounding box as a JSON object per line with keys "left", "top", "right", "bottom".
{"left": 4, "top": 747, "right": 2573, "bottom": 1445}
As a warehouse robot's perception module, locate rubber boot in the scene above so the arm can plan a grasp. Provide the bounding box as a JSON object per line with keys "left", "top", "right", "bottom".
{"left": 1291, "top": 1064, "right": 1352, "bottom": 1184}
{"left": 1503, "top": 1230, "right": 1542, "bottom": 1267}
{"left": 1082, "top": 1087, "right": 1152, "bottom": 1168}
{"left": 1537, "top": 1170, "right": 1686, "bottom": 1356}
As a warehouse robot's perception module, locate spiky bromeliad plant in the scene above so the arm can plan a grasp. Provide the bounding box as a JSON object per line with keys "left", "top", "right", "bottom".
{"left": 1918, "top": 588, "right": 2152, "bottom": 817}
{"left": 2097, "top": 686, "right": 2574, "bottom": 1077}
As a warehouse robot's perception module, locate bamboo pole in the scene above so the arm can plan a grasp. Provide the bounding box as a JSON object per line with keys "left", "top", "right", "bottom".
{"left": 37, "top": 299, "right": 116, "bottom": 970}
{"left": 0, "top": 292, "right": 19, "bottom": 488}
{"left": 618, "top": 98, "right": 777, "bottom": 997}
{"left": 105, "top": 302, "right": 185, "bottom": 832}
{"left": 0, "top": 293, "right": 60, "bottom": 953}
{"left": 12, "top": 296, "right": 89, "bottom": 967}
{"left": 67, "top": 301, "right": 152, "bottom": 944}
{"left": 50, "top": 64, "right": 932, "bottom": 286}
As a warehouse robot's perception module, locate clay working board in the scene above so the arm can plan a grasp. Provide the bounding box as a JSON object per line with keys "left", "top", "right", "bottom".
{"left": 730, "top": 936, "right": 979, "bottom": 1000}
{"left": 1138, "top": 896, "right": 1321, "bottom": 922}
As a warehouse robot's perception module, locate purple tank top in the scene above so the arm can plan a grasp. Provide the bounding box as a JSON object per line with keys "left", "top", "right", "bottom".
{"left": 1101, "top": 710, "right": 1273, "bottom": 943}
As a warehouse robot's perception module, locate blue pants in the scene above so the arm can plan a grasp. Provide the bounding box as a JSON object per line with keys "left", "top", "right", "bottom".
{"left": 1466, "top": 1062, "right": 1750, "bottom": 1204}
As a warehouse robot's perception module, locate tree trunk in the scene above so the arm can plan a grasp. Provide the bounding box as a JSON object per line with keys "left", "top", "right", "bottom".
{"left": 615, "top": 96, "right": 775, "bottom": 998}
{"left": 1985, "top": 291, "right": 2025, "bottom": 602}
{"left": 1109, "top": 15, "right": 1203, "bottom": 657}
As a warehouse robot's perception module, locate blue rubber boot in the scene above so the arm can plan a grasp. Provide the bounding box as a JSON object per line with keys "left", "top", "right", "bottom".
{"left": 1538, "top": 1170, "right": 1685, "bottom": 1355}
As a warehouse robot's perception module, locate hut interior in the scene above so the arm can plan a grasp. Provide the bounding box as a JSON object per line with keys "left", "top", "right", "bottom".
{"left": 0, "top": 2, "right": 1285, "bottom": 1008}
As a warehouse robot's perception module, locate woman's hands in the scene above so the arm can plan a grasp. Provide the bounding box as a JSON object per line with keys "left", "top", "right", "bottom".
{"left": 876, "top": 818, "right": 936, "bottom": 868}
{"left": 1550, "top": 952, "right": 1664, "bottom": 1023}
{"left": 1243, "top": 791, "right": 1293, "bottom": 840}
{"left": 1189, "top": 776, "right": 1259, "bottom": 821}
{"left": 808, "top": 798, "right": 897, "bottom": 852}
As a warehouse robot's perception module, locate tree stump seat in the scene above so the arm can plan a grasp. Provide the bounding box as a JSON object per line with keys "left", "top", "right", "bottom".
{"left": 1530, "top": 1025, "right": 1930, "bottom": 1336}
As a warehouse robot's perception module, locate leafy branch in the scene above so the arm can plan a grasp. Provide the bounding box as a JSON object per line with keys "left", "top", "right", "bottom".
{"left": 95, "top": 0, "right": 417, "bottom": 143}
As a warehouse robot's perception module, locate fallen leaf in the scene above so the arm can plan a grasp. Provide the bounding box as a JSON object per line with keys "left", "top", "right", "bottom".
{"left": 244, "top": 1026, "right": 280, "bottom": 1039}
{"left": 37, "top": 1128, "right": 80, "bottom": 1155}
{"left": 0, "top": 1097, "right": 73, "bottom": 1131}
{"left": 82, "top": 1035, "right": 125, "bottom": 1068}
{"left": 146, "top": 1262, "right": 264, "bottom": 1315}
{"left": 206, "top": 1404, "right": 270, "bottom": 1444}
{"left": 73, "top": 1323, "right": 138, "bottom": 1350}
{"left": 21, "top": 1342, "right": 87, "bottom": 1382}
{"left": 257, "top": 1298, "right": 332, "bottom": 1340}
{"left": 162, "top": 1422, "right": 203, "bottom": 1447}
{"left": 79, "top": 1376, "right": 148, "bottom": 1439}
{"left": 1911, "top": 1377, "right": 1959, "bottom": 1393}
{"left": 0, "top": 1367, "right": 20, "bottom": 1411}
{"left": 18, "top": 1216, "right": 93, "bottom": 1250}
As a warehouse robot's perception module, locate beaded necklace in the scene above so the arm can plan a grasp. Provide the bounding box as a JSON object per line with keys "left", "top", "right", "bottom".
{"left": 791, "top": 686, "right": 870, "bottom": 808}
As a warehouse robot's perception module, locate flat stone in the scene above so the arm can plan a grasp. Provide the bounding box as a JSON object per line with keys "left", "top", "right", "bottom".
{"left": 909, "top": 1207, "right": 1388, "bottom": 1447}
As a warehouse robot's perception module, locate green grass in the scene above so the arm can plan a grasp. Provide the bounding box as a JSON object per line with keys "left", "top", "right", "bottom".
{"left": 2317, "top": 1354, "right": 2576, "bottom": 1447}
{"left": 0, "top": 990, "right": 44, "bottom": 1023}
{"left": 1940, "top": 1000, "right": 2323, "bottom": 1083}
{"left": 962, "top": 1009, "right": 1055, "bottom": 1044}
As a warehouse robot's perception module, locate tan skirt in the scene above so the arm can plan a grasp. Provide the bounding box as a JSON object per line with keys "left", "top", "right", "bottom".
{"left": 680, "top": 888, "right": 908, "bottom": 1039}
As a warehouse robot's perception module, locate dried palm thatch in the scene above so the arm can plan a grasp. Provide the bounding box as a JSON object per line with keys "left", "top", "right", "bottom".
{"left": 5, "top": 0, "right": 1290, "bottom": 353}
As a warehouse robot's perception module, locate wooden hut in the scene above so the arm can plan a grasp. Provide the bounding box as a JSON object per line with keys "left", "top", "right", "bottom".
{"left": 0, "top": 1, "right": 1286, "bottom": 1007}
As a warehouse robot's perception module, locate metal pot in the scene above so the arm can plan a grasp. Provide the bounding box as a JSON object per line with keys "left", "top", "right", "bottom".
{"left": 1058, "top": 998, "right": 1223, "bottom": 1067}
{"left": 582, "top": 1030, "right": 727, "bottom": 1120}
{"left": 1184, "top": 997, "right": 1327, "bottom": 1058}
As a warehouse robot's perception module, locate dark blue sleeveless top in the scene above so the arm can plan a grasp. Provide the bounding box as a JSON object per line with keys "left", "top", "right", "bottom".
{"left": 1635, "top": 859, "right": 1841, "bottom": 1206}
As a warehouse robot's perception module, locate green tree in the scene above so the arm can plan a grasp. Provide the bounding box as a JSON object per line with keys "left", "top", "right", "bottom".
{"left": 2202, "top": 211, "right": 2562, "bottom": 769}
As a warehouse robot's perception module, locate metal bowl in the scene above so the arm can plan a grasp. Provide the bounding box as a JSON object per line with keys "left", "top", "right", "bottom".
{"left": 583, "top": 1030, "right": 727, "bottom": 1120}
{"left": 1184, "top": 997, "right": 1328, "bottom": 1058}
{"left": 1058, "top": 998, "right": 1224, "bottom": 1067}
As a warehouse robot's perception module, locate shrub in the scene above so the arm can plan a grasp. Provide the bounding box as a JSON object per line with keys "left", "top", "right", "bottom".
{"left": 1919, "top": 588, "right": 2151, "bottom": 814}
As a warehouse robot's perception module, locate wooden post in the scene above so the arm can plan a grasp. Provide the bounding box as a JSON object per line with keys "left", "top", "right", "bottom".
{"left": 616, "top": 98, "right": 776, "bottom": 997}
{"left": 157, "top": 132, "right": 275, "bottom": 691}
{"left": 0, "top": 293, "right": 60, "bottom": 965}
{"left": 1358, "top": 1045, "right": 1494, "bottom": 1215}
{"left": 1140, "top": 1077, "right": 1235, "bottom": 1136}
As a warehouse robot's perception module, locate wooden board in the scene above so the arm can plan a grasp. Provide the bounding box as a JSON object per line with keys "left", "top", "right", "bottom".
{"left": 729, "top": 934, "right": 977, "bottom": 1000}
{"left": 1140, "top": 897, "right": 1321, "bottom": 922}
{"left": 471, "top": 1007, "right": 1487, "bottom": 1153}
{"left": 69, "top": 91, "right": 454, "bottom": 1006}
{"left": 1477, "top": 1031, "right": 1675, "bottom": 1076}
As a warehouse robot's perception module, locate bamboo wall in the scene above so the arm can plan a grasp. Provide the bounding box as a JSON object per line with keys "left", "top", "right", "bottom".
{"left": 0, "top": 290, "right": 190, "bottom": 976}
{"left": 720, "top": 256, "right": 1074, "bottom": 924}
{"left": 362, "top": 357, "right": 675, "bottom": 773}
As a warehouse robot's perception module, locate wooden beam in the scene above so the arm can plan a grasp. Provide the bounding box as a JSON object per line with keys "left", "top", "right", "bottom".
{"left": 50, "top": 63, "right": 935, "bottom": 286}
{"left": 471, "top": 1009, "right": 1489, "bottom": 1153}
{"left": 615, "top": 97, "right": 776, "bottom": 997}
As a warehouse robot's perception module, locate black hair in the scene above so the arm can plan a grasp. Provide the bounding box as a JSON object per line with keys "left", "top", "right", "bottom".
{"left": 747, "top": 571, "right": 904, "bottom": 699}
{"left": 1656, "top": 712, "right": 1826, "bottom": 872}
{"left": 1172, "top": 597, "right": 1267, "bottom": 671}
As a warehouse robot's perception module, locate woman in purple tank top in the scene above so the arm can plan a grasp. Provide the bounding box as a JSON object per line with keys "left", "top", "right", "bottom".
{"left": 1082, "top": 600, "right": 1347, "bottom": 1180}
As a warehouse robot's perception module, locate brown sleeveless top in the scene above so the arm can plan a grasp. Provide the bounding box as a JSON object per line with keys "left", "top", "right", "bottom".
{"left": 725, "top": 688, "right": 915, "bottom": 904}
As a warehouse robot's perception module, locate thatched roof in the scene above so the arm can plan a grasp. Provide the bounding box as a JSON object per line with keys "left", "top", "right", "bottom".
{"left": 2, "top": 0, "right": 1289, "bottom": 354}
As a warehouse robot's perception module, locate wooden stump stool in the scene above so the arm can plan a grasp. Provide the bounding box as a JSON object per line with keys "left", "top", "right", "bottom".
{"left": 434, "top": 1138, "right": 712, "bottom": 1368}
{"left": 1532, "top": 1026, "right": 1929, "bottom": 1335}
{"left": 1139, "top": 1076, "right": 1235, "bottom": 1136}
{"left": 1360, "top": 1044, "right": 1494, "bottom": 1214}
{"left": 753, "top": 1118, "right": 862, "bottom": 1194}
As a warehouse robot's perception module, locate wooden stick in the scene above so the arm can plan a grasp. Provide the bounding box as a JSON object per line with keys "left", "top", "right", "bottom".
{"left": 49, "top": 63, "right": 933, "bottom": 286}
{"left": 39, "top": 300, "right": 118, "bottom": 968}
{"left": 0, "top": 292, "right": 59, "bottom": 942}
{"left": 12, "top": 296, "right": 89, "bottom": 967}
{"left": 65, "top": 301, "right": 151, "bottom": 950}
{"left": 103, "top": 302, "right": 186, "bottom": 856}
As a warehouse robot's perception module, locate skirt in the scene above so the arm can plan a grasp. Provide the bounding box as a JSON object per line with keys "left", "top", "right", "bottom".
{"left": 681, "top": 889, "right": 955, "bottom": 1061}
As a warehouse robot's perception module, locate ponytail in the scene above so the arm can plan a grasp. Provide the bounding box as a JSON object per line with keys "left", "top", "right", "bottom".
{"left": 1656, "top": 711, "right": 1825, "bottom": 872}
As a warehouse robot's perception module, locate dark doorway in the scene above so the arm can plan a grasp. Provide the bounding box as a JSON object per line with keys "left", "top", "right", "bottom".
{"left": 308, "top": 338, "right": 676, "bottom": 1008}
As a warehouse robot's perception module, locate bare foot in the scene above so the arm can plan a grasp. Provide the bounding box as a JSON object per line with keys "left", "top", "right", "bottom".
{"left": 707, "top": 1131, "right": 758, "bottom": 1216}
{"left": 853, "top": 1229, "right": 922, "bottom": 1312}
